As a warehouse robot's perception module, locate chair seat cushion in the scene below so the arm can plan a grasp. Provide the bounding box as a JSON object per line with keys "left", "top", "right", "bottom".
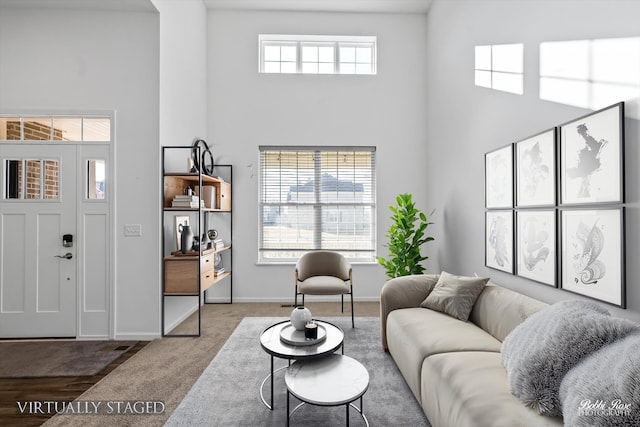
{"left": 299, "top": 276, "right": 350, "bottom": 295}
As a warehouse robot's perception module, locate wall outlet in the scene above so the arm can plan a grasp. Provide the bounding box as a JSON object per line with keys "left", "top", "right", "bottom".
{"left": 124, "top": 224, "right": 142, "bottom": 237}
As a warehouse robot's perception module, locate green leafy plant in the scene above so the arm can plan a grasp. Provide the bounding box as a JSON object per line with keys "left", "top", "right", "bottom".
{"left": 377, "top": 194, "right": 434, "bottom": 278}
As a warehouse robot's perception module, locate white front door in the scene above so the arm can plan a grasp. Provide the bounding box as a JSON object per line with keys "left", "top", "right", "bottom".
{"left": 0, "top": 144, "right": 77, "bottom": 338}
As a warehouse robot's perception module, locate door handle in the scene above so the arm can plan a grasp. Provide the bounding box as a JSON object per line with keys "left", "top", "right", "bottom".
{"left": 55, "top": 252, "right": 73, "bottom": 259}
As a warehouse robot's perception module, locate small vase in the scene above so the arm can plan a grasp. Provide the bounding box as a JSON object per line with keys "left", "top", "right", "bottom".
{"left": 179, "top": 223, "right": 194, "bottom": 254}
{"left": 290, "top": 306, "right": 312, "bottom": 331}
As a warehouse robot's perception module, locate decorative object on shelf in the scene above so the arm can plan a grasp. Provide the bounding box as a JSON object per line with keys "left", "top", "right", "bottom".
{"left": 559, "top": 102, "right": 624, "bottom": 205}
{"left": 515, "top": 128, "right": 557, "bottom": 207}
{"left": 560, "top": 208, "right": 625, "bottom": 307}
{"left": 174, "top": 215, "right": 190, "bottom": 251}
{"left": 191, "top": 138, "right": 215, "bottom": 176}
{"left": 179, "top": 222, "right": 194, "bottom": 254}
{"left": 290, "top": 306, "right": 312, "bottom": 331}
{"left": 485, "top": 210, "right": 514, "bottom": 274}
{"left": 208, "top": 229, "right": 218, "bottom": 240}
{"left": 377, "top": 193, "right": 435, "bottom": 278}
{"left": 485, "top": 144, "right": 513, "bottom": 208}
{"left": 201, "top": 231, "right": 211, "bottom": 250}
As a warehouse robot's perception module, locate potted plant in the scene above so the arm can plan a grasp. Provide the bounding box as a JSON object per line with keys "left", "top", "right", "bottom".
{"left": 377, "top": 193, "right": 434, "bottom": 278}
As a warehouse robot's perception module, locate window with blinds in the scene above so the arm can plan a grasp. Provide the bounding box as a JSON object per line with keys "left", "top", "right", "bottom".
{"left": 259, "top": 146, "right": 376, "bottom": 263}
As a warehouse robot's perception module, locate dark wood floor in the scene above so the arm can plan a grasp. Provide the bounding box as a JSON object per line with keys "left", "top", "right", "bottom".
{"left": 0, "top": 341, "right": 148, "bottom": 427}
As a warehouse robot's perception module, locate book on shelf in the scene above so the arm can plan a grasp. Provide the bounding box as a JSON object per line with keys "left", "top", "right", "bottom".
{"left": 173, "top": 195, "right": 200, "bottom": 201}
{"left": 171, "top": 200, "right": 205, "bottom": 208}
{"left": 213, "top": 238, "right": 225, "bottom": 250}
{"left": 214, "top": 267, "right": 226, "bottom": 276}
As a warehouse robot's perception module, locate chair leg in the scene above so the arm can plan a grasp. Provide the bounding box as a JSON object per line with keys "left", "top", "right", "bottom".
{"left": 294, "top": 286, "right": 298, "bottom": 307}
{"left": 302, "top": 294, "right": 305, "bottom": 306}
{"left": 350, "top": 290, "right": 354, "bottom": 328}
{"left": 341, "top": 294, "right": 344, "bottom": 313}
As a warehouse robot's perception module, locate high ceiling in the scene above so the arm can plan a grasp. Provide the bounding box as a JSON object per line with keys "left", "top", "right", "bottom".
{"left": 203, "top": 0, "right": 433, "bottom": 14}
{"left": 0, "top": 0, "right": 433, "bottom": 14}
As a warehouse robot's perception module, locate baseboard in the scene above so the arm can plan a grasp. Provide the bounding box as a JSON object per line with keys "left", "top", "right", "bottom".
{"left": 205, "top": 296, "right": 381, "bottom": 303}
{"left": 113, "top": 331, "right": 161, "bottom": 340}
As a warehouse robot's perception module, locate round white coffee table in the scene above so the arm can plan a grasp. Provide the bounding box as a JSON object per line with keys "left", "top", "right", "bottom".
{"left": 285, "top": 354, "right": 369, "bottom": 426}
{"left": 259, "top": 319, "right": 344, "bottom": 410}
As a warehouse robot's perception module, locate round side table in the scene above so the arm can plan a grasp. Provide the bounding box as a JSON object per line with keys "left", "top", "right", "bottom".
{"left": 285, "top": 354, "right": 369, "bottom": 427}
{"left": 259, "top": 319, "right": 344, "bottom": 410}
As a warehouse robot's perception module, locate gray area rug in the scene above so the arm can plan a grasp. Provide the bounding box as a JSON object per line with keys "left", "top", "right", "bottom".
{"left": 0, "top": 340, "right": 137, "bottom": 377}
{"left": 166, "top": 316, "right": 430, "bottom": 426}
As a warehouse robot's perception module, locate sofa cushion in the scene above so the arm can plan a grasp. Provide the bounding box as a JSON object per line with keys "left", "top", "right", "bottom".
{"left": 469, "top": 283, "right": 548, "bottom": 342}
{"left": 386, "top": 307, "right": 502, "bottom": 402}
{"left": 419, "top": 271, "right": 489, "bottom": 321}
{"left": 420, "top": 351, "right": 563, "bottom": 427}
{"left": 501, "top": 300, "right": 640, "bottom": 417}
{"left": 559, "top": 333, "right": 640, "bottom": 426}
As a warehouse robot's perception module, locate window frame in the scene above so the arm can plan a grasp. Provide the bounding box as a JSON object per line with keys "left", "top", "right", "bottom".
{"left": 258, "top": 146, "right": 377, "bottom": 264}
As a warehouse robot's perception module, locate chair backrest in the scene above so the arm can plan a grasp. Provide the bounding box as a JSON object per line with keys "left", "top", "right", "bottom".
{"left": 296, "top": 251, "right": 351, "bottom": 281}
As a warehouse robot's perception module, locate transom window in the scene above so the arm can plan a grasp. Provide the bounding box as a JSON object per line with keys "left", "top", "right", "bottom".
{"left": 259, "top": 35, "right": 376, "bottom": 75}
{"left": 0, "top": 115, "right": 111, "bottom": 142}
{"left": 259, "top": 146, "right": 376, "bottom": 263}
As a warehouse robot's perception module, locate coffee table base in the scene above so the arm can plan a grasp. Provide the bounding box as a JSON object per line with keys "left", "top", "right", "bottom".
{"left": 287, "top": 394, "right": 369, "bottom": 427}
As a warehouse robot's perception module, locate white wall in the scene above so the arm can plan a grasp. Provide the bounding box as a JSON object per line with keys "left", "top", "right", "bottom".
{"left": 207, "top": 10, "right": 430, "bottom": 302}
{"left": 152, "top": 0, "right": 209, "bottom": 331}
{"left": 424, "top": 0, "right": 640, "bottom": 322}
{"left": 0, "top": 3, "right": 162, "bottom": 338}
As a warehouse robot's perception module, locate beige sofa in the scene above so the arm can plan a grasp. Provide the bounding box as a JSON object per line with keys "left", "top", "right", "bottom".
{"left": 380, "top": 274, "right": 563, "bottom": 427}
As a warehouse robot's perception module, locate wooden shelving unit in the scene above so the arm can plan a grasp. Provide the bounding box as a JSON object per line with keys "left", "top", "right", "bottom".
{"left": 161, "top": 146, "right": 232, "bottom": 337}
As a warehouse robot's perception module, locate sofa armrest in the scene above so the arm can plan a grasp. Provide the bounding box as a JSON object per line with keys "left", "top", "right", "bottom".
{"left": 380, "top": 274, "right": 439, "bottom": 350}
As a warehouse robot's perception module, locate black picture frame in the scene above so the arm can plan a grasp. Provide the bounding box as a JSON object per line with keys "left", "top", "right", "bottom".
{"left": 516, "top": 209, "right": 556, "bottom": 287}
{"left": 485, "top": 210, "right": 514, "bottom": 274}
{"left": 559, "top": 102, "right": 624, "bottom": 205}
{"left": 559, "top": 207, "right": 625, "bottom": 308}
{"left": 515, "top": 128, "right": 556, "bottom": 207}
{"left": 485, "top": 144, "right": 513, "bottom": 209}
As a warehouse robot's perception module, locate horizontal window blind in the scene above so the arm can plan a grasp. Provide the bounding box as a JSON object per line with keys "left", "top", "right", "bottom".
{"left": 259, "top": 146, "right": 376, "bottom": 262}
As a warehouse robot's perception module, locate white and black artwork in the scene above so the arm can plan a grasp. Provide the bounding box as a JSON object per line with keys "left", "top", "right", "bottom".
{"left": 516, "top": 129, "right": 556, "bottom": 207}
{"left": 485, "top": 144, "right": 513, "bottom": 208}
{"left": 516, "top": 210, "right": 556, "bottom": 286}
{"left": 486, "top": 210, "right": 513, "bottom": 274}
{"left": 560, "top": 208, "right": 625, "bottom": 307}
{"left": 560, "top": 102, "right": 624, "bottom": 205}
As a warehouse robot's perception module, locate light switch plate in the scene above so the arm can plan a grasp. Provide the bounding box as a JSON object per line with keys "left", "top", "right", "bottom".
{"left": 124, "top": 224, "right": 142, "bottom": 237}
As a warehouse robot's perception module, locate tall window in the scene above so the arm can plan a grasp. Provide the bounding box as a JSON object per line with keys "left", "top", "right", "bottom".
{"left": 259, "top": 146, "right": 376, "bottom": 263}
{"left": 259, "top": 35, "right": 376, "bottom": 75}
{"left": 475, "top": 43, "right": 524, "bottom": 94}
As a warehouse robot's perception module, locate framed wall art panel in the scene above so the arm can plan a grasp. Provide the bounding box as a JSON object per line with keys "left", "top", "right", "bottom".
{"left": 560, "top": 208, "right": 625, "bottom": 308}
{"left": 515, "top": 128, "right": 556, "bottom": 207}
{"left": 485, "top": 144, "right": 513, "bottom": 209}
{"left": 485, "top": 210, "right": 514, "bottom": 274}
{"left": 559, "top": 102, "right": 624, "bottom": 205}
{"left": 516, "top": 209, "right": 556, "bottom": 287}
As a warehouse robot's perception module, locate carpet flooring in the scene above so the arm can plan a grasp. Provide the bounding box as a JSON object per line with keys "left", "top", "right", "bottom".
{"left": 166, "top": 317, "right": 430, "bottom": 426}
{"left": 37, "top": 302, "right": 382, "bottom": 427}
{"left": 0, "top": 341, "right": 137, "bottom": 378}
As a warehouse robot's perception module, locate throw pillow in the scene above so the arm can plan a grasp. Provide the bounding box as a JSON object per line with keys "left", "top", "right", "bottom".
{"left": 419, "top": 271, "right": 489, "bottom": 321}
{"left": 559, "top": 333, "right": 640, "bottom": 426}
{"left": 501, "top": 300, "right": 639, "bottom": 417}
